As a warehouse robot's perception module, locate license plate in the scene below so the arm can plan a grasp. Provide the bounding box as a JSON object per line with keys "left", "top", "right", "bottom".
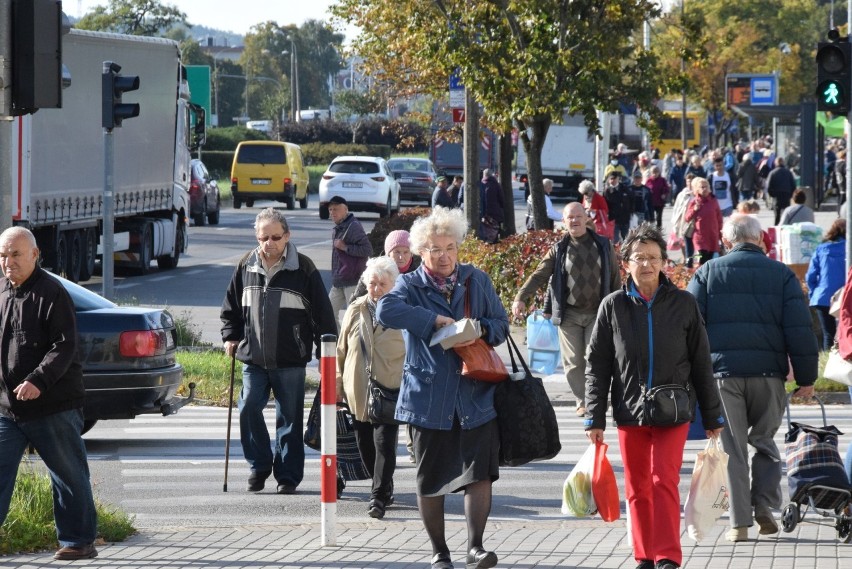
{"left": 400, "top": 177, "right": 413, "bottom": 183}
{"left": 342, "top": 181, "right": 363, "bottom": 188}
{"left": 251, "top": 178, "right": 271, "bottom": 185}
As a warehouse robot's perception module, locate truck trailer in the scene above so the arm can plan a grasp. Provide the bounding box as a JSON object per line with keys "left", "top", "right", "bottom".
{"left": 7, "top": 29, "right": 203, "bottom": 281}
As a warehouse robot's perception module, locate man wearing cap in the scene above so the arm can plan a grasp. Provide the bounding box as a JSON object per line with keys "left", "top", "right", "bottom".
{"left": 327, "top": 196, "right": 373, "bottom": 327}
{"left": 432, "top": 176, "right": 455, "bottom": 209}
{"left": 603, "top": 172, "right": 633, "bottom": 243}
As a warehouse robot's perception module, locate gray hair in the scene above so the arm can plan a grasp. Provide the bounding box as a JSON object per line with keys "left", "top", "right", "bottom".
{"left": 409, "top": 206, "right": 469, "bottom": 255}
{"left": 722, "top": 213, "right": 762, "bottom": 244}
{"left": 579, "top": 180, "right": 596, "bottom": 195}
{"left": 543, "top": 178, "right": 553, "bottom": 190}
{"left": 0, "top": 226, "right": 38, "bottom": 249}
{"left": 361, "top": 256, "right": 399, "bottom": 286}
{"left": 254, "top": 207, "right": 289, "bottom": 233}
{"left": 620, "top": 222, "right": 667, "bottom": 262}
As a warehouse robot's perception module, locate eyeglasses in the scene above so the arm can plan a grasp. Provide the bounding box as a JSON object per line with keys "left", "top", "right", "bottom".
{"left": 629, "top": 255, "right": 663, "bottom": 266}
{"left": 257, "top": 234, "right": 285, "bottom": 242}
{"left": 424, "top": 245, "right": 458, "bottom": 258}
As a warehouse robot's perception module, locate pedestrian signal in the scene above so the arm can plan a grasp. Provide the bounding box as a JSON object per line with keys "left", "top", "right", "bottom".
{"left": 816, "top": 40, "right": 851, "bottom": 115}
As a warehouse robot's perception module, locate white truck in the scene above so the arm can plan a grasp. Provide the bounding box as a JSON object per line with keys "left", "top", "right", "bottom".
{"left": 7, "top": 29, "right": 204, "bottom": 281}
{"left": 516, "top": 113, "right": 595, "bottom": 201}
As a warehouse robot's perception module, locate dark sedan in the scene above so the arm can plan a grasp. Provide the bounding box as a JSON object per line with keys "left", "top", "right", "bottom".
{"left": 60, "top": 277, "right": 194, "bottom": 432}
{"left": 190, "top": 159, "right": 221, "bottom": 226}
{"left": 387, "top": 157, "right": 438, "bottom": 204}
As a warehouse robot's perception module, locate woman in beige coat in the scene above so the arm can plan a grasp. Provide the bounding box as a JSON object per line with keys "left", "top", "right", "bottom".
{"left": 337, "top": 256, "right": 405, "bottom": 519}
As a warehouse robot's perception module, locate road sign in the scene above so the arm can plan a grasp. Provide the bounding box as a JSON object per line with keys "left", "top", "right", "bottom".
{"left": 751, "top": 77, "right": 776, "bottom": 105}
{"left": 449, "top": 70, "right": 465, "bottom": 107}
{"left": 726, "top": 73, "right": 778, "bottom": 107}
{"left": 452, "top": 108, "right": 465, "bottom": 123}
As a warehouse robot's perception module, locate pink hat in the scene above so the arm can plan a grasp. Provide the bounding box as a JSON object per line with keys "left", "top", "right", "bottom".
{"left": 384, "top": 230, "right": 411, "bottom": 255}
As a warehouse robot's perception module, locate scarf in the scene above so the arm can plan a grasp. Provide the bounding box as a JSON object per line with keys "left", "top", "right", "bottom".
{"left": 366, "top": 296, "right": 378, "bottom": 327}
{"left": 423, "top": 264, "right": 459, "bottom": 303}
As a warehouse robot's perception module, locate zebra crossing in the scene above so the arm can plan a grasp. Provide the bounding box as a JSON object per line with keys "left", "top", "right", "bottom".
{"left": 80, "top": 402, "right": 852, "bottom": 529}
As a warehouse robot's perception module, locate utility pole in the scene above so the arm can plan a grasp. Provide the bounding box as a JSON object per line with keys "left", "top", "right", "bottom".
{"left": 463, "top": 88, "right": 480, "bottom": 231}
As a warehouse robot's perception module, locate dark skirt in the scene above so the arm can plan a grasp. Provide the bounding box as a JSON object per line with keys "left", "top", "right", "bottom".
{"left": 411, "top": 417, "right": 500, "bottom": 497}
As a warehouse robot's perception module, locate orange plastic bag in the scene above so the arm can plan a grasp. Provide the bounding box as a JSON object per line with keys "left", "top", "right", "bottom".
{"left": 592, "top": 441, "right": 621, "bottom": 522}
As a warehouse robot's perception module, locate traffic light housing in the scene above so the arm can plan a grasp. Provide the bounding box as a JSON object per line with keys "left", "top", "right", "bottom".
{"left": 102, "top": 62, "right": 140, "bottom": 129}
{"left": 11, "top": 0, "right": 64, "bottom": 115}
{"left": 816, "top": 39, "right": 852, "bottom": 115}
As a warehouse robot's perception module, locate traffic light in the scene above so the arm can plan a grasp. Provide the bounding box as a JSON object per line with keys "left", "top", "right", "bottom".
{"left": 101, "top": 62, "right": 140, "bottom": 129}
{"left": 10, "top": 0, "right": 64, "bottom": 115}
{"left": 816, "top": 39, "right": 852, "bottom": 115}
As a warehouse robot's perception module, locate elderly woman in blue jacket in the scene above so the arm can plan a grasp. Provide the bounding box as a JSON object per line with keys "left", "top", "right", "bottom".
{"left": 807, "top": 218, "right": 847, "bottom": 351}
{"left": 377, "top": 206, "right": 509, "bottom": 569}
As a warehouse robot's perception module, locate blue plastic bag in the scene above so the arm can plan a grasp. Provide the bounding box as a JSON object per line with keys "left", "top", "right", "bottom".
{"left": 527, "top": 311, "right": 560, "bottom": 375}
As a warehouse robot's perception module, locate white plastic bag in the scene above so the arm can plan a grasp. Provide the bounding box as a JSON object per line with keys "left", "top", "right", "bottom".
{"left": 684, "top": 437, "right": 730, "bottom": 542}
{"left": 562, "top": 444, "right": 597, "bottom": 517}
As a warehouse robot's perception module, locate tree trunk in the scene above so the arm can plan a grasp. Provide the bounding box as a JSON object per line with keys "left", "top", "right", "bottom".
{"left": 521, "top": 117, "right": 551, "bottom": 230}
{"left": 463, "top": 90, "right": 481, "bottom": 231}
{"left": 498, "top": 133, "right": 514, "bottom": 236}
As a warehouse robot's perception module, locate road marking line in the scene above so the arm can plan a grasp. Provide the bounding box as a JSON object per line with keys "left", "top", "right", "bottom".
{"left": 146, "top": 276, "right": 173, "bottom": 282}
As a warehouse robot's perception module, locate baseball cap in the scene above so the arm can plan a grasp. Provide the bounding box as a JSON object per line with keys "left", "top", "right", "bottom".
{"left": 328, "top": 195, "right": 348, "bottom": 206}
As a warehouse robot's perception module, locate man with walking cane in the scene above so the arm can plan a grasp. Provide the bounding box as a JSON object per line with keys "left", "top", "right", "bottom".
{"left": 221, "top": 208, "right": 336, "bottom": 494}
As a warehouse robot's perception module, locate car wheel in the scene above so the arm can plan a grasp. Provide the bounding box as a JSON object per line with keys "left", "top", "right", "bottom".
{"left": 207, "top": 198, "right": 220, "bottom": 225}
{"left": 380, "top": 194, "right": 392, "bottom": 218}
{"left": 299, "top": 194, "right": 308, "bottom": 209}
{"left": 319, "top": 204, "right": 329, "bottom": 220}
{"left": 79, "top": 227, "right": 97, "bottom": 282}
{"left": 54, "top": 231, "right": 69, "bottom": 278}
{"left": 233, "top": 194, "right": 242, "bottom": 209}
{"left": 157, "top": 220, "right": 184, "bottom": 270}
{"left": 66, "top": 230, "right": 83, "bottom": 283}
{"left": 246, "top": 199, "right": 255, "bottom": 208}
{"left": 194, "top": 201, "right": 207, "bottom": 226}
{"left": 286, "top": 193, "right": 295, "bottom": 210}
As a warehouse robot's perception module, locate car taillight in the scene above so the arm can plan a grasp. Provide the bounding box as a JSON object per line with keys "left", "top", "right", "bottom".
{"left": 284, "top": 177, "right": 292, "bottom": 190}
{"left": 120, "top": 330, "right": 167, "bottom": 357}
{"left": 231, "top": 177, "right": 238, "bottom": 184}
{"left": 371, "top": 176, "right": 386, "bottom": 182}
{"left": 189, "top": 180, "right": 200, "bottom": 194}
{"left": 322, "top": 174, "right": 334, "bottom": 180}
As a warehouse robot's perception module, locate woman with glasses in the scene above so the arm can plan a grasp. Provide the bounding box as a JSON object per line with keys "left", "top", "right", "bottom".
{"left": 377, "top": 207, "right": 509, "bottom": 569}
{"left": 337, "top": 256, "right": 404, "bottom": 520}
{"left": 584, "top": 223, "right": 724, "bottom": 569}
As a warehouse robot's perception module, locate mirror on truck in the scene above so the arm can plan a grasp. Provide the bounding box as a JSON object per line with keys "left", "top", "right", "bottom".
{"left": 189, "top": 103, "right": 206, "bottom": 149}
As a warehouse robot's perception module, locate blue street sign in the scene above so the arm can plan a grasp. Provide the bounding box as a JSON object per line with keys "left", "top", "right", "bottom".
{"left": 751, "top": 76, "right": 776, "bottom": 105}
{"left": 449, "top": 71, "right": 464, "bottom": 91}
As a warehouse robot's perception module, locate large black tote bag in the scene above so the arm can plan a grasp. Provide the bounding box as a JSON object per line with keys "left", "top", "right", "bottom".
{"left": 304, "top": 389, "right": 370, "bottom": 481}
{"left": 494, "top": 335, "right": 562, "bottom": 467}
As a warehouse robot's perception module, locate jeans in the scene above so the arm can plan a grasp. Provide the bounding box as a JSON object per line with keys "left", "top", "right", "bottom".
{"left": 353, "top": 419, "right": 399, "bottom": 503}
{"left": 614, "top": 222, "right": 630, "bottom": 244}
{"left": 0, "top": 409, "right": 97, "bottom": 548}
{"left": 239, "top": 364, "right": 306, "bottom": 487}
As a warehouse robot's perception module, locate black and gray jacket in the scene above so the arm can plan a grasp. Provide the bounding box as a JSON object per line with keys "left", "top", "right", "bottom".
{"left": 584, "top": 276, "right": 725, "bottom": 431}
{"left": 221, "top": 243, "right": 336, "bottom": 368}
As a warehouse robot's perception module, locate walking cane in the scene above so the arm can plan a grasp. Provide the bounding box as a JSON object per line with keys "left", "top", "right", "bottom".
{"left": 223, "top": 353, "right": 237, "bottom": 492}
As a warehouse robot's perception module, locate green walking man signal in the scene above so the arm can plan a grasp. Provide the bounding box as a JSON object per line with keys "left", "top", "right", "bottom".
{"left": 816, "top": 37, "right": 851, "bottom": 115}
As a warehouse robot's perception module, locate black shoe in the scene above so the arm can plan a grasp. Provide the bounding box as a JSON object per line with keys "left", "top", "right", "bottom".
{"left": 636, "top": 561, "right": 654, "bottom": 569}
{"left": 465, "top": 547, "right": 497, "bottom": 569}
{"left": 276, "top": 484, "right": 297, "bottom": 495}
{"left": 247, "top": 470, "right": 271, "bottom": 492}
{"left": 368, "top": 499, "right": 385, "bottom": 519}
{"left": 656, "top": 560, "right": 680, "bottom": 569}
{"left": 54, "top": 544, "right": 98, "bottom": 560}
{"left": 337, "top": 476, "right": 345, "bottom": 499}
{"left": 386, "top": 494, "right": 395, "bottom": 507}
{"left": 431, "top": 552, "right": 454, "bottom": 569}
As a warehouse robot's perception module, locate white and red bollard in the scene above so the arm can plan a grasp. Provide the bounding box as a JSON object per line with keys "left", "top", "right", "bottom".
{"left": 320, "top": 334, "right": 337, "bottom": 547}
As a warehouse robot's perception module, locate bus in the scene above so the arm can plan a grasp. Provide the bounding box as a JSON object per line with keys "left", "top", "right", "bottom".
{"left": 654, "top": 110, "right": 702, "bottom": 154}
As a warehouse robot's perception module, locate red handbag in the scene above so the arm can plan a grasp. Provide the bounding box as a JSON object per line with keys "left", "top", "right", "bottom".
{"left": 592, "top": 441, "right": 621, "bottom": 522}
{"left": 453, "top": 277, "right": 508, "bottom": 383}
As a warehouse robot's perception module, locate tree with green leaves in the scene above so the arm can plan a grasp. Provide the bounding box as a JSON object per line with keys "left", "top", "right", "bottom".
{"left": 76, "top": 0, "right": 187, "bottom": 36}
{"left": 333, "top": 0, "right": 664, "bottom": 231}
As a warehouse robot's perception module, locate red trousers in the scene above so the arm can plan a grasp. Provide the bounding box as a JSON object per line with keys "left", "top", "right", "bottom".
{"left": 618, "top": 423, "right": 689, "bottom": 565}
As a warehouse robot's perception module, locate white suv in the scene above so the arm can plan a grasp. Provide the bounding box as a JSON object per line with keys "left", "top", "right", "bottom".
{"left": 318, "top": 156, "right": 401, "bottom": 219}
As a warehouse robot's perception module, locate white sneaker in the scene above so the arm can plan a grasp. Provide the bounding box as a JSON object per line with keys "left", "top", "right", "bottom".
{"left": 725, "top": 527, "right": 749, "bottom": 542}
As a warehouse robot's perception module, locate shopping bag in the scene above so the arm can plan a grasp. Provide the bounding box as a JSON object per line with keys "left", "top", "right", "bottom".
{"left": 562, "top": 444, "right": 597, "bottom": 517}
{"left": 683, "top": 437, "right": 730, "bottom": 542}
{"left": 591, "top": 441, "right": 620, "bottom": 522}
{"left": 823, "top": 347, "right": 852, "bottom": 386}
{"left": 527, "top": 311, "right": 559, "bottom": 351}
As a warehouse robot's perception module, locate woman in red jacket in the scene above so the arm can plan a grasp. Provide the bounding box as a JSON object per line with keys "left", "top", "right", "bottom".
{"left": 683, "top": 177, "right": 723, "bottom": 266}
{"left": 579, "top": 180, "right": 612, "bottom": 239}
{"left": 644, "top": 165, "right": 670, "bottom": 228}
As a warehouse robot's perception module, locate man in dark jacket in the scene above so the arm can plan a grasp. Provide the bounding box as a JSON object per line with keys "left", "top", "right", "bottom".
{"left": 221, "top": 208, "right": 336, "bottom": 494}
{"left": 603, "top": 172, "right": 633, "bottom": 243}
{"left": 512, "top": 202, "right": 620, "bottom": 416}
{"left": 327, "top": 195, "right": 373, "bottom": 327}
{"left": 687, "top": 213, "right": 818, "bottom": 543}
{"left": 766, "top": 157, "right": 797, "bottom": 225}
{"left": 0, "top": 227, "right": 97, "bottom": 560}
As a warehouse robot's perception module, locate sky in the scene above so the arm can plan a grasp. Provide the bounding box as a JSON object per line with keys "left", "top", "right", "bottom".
{"left": 76, "top": 0, "right": 341, "bottom": 36}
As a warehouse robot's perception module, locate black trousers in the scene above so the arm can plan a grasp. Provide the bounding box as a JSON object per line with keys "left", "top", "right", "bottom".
{"left": 353, "top": 419, "right": 399, "bottom": 503}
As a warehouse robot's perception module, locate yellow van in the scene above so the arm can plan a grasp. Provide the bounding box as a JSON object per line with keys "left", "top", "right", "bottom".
{"left": 230, "top": 141, "right": 309, "bottom": 209}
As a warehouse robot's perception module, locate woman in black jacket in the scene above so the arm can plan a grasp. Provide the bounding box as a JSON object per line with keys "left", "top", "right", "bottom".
{"left": 584, "top": 223, "right": 724, "bottom": 569}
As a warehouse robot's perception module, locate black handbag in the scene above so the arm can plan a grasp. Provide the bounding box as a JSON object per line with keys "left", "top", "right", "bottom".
{"left": 303, "top": 389, "right": 371, "bottom": 481}
{"left": 643, "top": 384, "right": 694, "bottom": 426}
{"left": 359, "top": 318, "right": 401, "bottom": 425}
{"left": 494, "top": 334, "right": 562, "bottom": 467}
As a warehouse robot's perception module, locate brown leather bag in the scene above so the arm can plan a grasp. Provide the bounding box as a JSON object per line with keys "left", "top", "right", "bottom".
{"left": 452, "top": 276, "right": 508, "bottom": 383}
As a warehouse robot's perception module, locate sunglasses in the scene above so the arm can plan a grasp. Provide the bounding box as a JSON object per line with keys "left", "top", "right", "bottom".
{"left": 257, "top": 234, "right": 285, "bottom": 242}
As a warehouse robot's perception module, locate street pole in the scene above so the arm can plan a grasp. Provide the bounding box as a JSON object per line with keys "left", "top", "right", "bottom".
{"left": 463, "top": 88, "right": 480, "bottom": 231}
{"left": 0, "top": 0, "right": 13, "bottom": 233}
{"left": 680, "top": 0, "right": 687, "bottom": 152}
{"left": 103, "top": 64, "right": 115, "bottom": 300}
{"left": 289, "top": 47, "right": 295, "bottom": 121}
{"left": 847, "top": 1, "right": 852, "bottom": 271}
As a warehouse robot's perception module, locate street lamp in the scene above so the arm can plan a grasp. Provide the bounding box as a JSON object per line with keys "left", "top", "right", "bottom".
{"left": 285, "top": 37, "right": 300, "bottom": 122}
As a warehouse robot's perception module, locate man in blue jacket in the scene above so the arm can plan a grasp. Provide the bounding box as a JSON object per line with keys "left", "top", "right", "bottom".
{"left": 687, "top": 213, "right": 817, "bottom": 543}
